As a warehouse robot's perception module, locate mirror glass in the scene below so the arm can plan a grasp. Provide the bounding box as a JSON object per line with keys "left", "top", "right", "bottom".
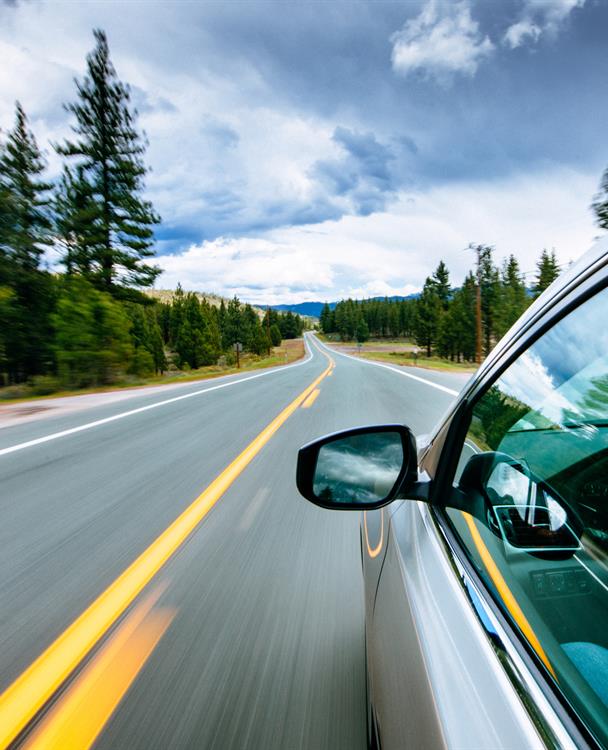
{"left": 313, "top": 431, "right": 404, "bottom": 505}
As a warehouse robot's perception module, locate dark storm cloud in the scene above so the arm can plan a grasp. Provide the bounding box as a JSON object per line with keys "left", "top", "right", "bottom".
{"left": 313, "top": 127, "right": 399, "bottom": 215}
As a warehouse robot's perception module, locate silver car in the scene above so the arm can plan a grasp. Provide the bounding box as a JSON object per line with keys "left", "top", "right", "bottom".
{"left": 297, "top": 239, "right": 608, "bottom": 749}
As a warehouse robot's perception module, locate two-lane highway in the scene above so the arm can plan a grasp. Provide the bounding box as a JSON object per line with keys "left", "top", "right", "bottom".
{"left": 0, "top": 334, "right": 468, "bottom": 749}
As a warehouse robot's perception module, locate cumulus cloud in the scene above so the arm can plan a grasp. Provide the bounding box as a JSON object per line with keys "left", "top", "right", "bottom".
{"left": 156, "top": 166, "right": 597, "bottom": 303}
{"left": 504, "top": 0, "right": 585, "bottom": 48}
{"left": 391, "top": 1, "right": 494, "bottom": 80}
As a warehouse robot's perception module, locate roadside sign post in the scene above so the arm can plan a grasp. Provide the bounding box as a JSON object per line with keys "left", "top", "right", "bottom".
{"left": 357, "top": 342, "right": 362, "bottom": 354}
{"left": 234, "top": 341, "right": 242, "bottom": 368}
{"left": 413, "top": 347, "right": 419, "bottom": 366}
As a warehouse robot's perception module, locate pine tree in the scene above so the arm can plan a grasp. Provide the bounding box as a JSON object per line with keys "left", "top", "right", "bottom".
{"left": 280, "top": 310, "right": 299, "bottom": 339}
{"left": 494, "top": 255, "right": 529, "bottom": 338}
{"left": 199, "top": 302, "right": 221, "bottom": 365}
{"left": 320, "top": 303, "right": 331, "bottom": 333}
{"left": 355, "top": 318, "right": 369, "bottom": 343}
{"left": 414, "top": 277, "right": 441, "bottom": 356}
{"left": 218, "top": 299, "right": 227, "bottom": 346}
{"left": 241, "top": 304, "right": 259, "bottom": 351}
{"left": 432, "top": 260, "right": 451, "bottom": 309}
{"left": 0, "top": 173, "right": 15, "bottom": 286}
{"left": 224, "top": 296, "right": 243, "bottom": 349}
{"left": 269, "top": 324, "right": 282, "bottom": 347}
{"left": 169, "top": 284, "right": 185, "bottom": 345}
{"left": 534, "top": 249, "right": 560, "bottom": 297}
{"left": 0, "top": 103, "right": 55, "bottom": 382}
{"left": 145, "top": 307, "right": 166, "bottom": 374}
{"left": 478, "top": 246, "right": 500, "bottom": 356}
{"left": 54, "top": 165, "right": 97, "bottom": 275}
{"left": 0, "top": 101, "right": 53, "bottom": 270}
{"left": 57, "top": 29, "right": 160, "bottom": 293}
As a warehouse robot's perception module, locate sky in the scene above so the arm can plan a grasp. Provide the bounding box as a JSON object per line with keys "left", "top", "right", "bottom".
{"left": 1, "top": 0, "right": 607, "bottom": 304}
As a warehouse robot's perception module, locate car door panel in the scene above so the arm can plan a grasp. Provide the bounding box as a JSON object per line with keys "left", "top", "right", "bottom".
{"left": 370, "top": 500, "right": 545, "bottom": 749}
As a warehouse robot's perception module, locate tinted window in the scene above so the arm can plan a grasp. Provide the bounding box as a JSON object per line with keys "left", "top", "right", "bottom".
{"left": 450, "top": 289, "right": 608, "bottom": 744}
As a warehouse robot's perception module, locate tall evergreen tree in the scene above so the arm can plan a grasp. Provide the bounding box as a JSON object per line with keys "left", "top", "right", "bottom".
{"left": 0, "top": 103, "right": 56, "bottom": 382}
{"left": 57, "top": 29, "right": 160, "bottom": 293}
{"left": 269, "top": 324, "right": 282, "bottom": 347}
{"left": 169, "top": 283, "right": 185, "bottom": 345}
{"left": 224, "top": 296, "right": 243, "bottom": 349}
{"left": 478, "top": 246, "right": 500, "bottom": 356}
{"left": 431, "top": 260, "right": 451, "bottom": 309}
{"left": 355, "top": 317, "right": 369, "bottom": 344}
{"left": 0, "top": 101, "right": 53, "bottom": 270}
{"left": 414, "top": 277, "right": 441, "bottom": 356}
{"left": 320, "top": 303, "right": 331, "bottom": 333}
{"left": 534, "top": 249, "right": 560, "bottom": 297}
{"left": 495, "top": 255, "right": 529, "bottom": 338}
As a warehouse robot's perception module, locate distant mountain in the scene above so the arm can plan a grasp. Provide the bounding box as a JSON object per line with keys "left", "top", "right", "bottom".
{"left": 270, "top": 294, "right": 420, "bottom": 318}
{"left": 269, "top": 302, "right": 333, "bottom": 317}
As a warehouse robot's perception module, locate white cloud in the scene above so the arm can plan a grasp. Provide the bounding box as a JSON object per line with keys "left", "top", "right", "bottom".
{"left": 391, "top": 1, "right": 494, "bottom": 80}
{"left": 503, "top": 19, "right": 542, "bottom": 48}
{"left": 504, "top": 0, "right": 584, "bottom": 48}
{"left": 156, "top": 166, "right": 598, "bottom": 304}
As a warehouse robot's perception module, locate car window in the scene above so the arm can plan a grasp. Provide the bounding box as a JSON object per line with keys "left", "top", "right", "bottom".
{"left": 449, "top": 287, "right": 608, "bottom": 745}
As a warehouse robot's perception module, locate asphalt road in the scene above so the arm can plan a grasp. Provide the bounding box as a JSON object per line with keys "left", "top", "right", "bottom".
{"left": 0, "top": 334, "right": 468, "bottom": 749}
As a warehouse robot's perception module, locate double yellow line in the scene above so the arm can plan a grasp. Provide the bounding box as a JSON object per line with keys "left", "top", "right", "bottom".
{"left": 0, "top": 351, "right": 333, "bottom": 748}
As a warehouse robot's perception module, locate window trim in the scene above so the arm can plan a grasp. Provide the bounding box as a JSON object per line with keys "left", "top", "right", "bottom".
{"left": 427, "top": 268, "right": 608, "bottom": 750}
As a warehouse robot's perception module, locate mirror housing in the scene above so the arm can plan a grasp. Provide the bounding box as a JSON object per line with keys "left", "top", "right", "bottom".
{"left": 296, "top": 424, "right": 419, "bottom": 510}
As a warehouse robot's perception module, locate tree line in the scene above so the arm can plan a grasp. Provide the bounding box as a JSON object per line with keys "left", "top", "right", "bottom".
{"left": 320, "top": 248, "right": 561, "bottom": 362}
{"left": 0, "top": 30, "right": 303, "bottom": 393}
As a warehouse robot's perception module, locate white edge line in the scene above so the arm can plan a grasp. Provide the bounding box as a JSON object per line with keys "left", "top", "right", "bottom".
{"left": 0, "top": 335, "right": 315, "bottom": 458}
{"left": 312, "top": 335, "right": 459, "bottom": 396}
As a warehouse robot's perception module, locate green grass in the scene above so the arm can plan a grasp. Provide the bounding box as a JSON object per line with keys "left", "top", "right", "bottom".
{"left": 317, "top": 334, "right": 476, "bottom": 373}
{"left": 356, "top": 350, "right": 476, "bottom": 373}
{"left": 0, "top": 339, "right": 305, "bottom": 404}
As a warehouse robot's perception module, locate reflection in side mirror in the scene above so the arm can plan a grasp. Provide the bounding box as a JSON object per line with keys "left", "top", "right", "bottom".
{"left": 296, "top": 425, "right": 418, "bottom": 510}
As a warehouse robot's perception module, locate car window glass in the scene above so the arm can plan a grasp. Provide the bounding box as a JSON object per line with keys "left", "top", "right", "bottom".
{"left": 449, "top": 288, "right": 608, "bottom": 745}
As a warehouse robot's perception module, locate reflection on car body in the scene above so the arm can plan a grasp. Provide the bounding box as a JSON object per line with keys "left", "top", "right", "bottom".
{"left": 297, "top": 238, "right": 608, "bottom": 749}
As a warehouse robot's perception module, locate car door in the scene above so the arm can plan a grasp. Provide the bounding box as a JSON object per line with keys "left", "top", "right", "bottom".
{"left": 369, "top": 275, "right": 608, "bottom": 748}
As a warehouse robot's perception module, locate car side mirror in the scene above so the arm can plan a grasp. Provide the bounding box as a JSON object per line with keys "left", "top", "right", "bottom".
{"left": 296, "top": 424, "right": 418, "bottom": 510}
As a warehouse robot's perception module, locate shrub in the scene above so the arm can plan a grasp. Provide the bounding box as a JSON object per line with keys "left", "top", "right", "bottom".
{"left": 29, "top": 375, "right": 61, "bottom": 396}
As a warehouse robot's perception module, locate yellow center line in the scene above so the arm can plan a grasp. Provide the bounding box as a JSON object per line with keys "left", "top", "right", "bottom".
{"left": 461, "top": 512, "right": 556, "bottom": 678}
{"left": 0, "top": 352, "right": 333, "bottom": 749}
{"left": 24, "top": 586, "right": 175, "bottom": 750}
{"left": 301, "top": 388, "right": 321, "bottom": 408}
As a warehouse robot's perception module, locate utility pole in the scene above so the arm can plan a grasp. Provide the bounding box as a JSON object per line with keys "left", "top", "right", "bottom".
{"left": 266, "top": 306, "right": 271, "bottom": 355}
{"left": 472, "top": 244, "right": 483, "bottom": 365}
